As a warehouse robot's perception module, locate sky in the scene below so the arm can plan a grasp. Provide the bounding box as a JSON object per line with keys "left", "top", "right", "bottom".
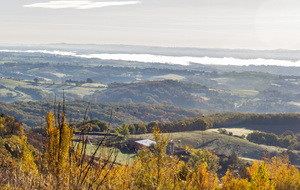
{"left": 1, "top": 0, "right": 300, "bottom": 50}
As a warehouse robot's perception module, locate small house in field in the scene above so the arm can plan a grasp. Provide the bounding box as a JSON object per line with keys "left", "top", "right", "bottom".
{"left": 131, "top": 139, "right": 156, "bottom": 150}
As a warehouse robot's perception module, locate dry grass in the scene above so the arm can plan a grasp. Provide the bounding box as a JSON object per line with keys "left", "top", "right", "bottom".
{"left": 133, "top": 130, "right": 287, "bottom": 161}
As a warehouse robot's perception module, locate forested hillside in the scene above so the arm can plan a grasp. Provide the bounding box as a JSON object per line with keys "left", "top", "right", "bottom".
{"left": 2, "top": 98, "right": 300, "bottom": 136}
{"left": 85, "top": 80, "right": 231, "bottom": 109}
{"left": 0, "top": 100, "right": 204, "bottom": 128}
{"left": 146, "top": 112, "right": 300, "bottom": 134}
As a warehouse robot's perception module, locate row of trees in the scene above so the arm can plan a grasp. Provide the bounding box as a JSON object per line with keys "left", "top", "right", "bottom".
{"left": 31, "top": 111, "right": 300, "bottom": 138}
{"left": 247, "top": 130, "right": 300, "bottom": 150}
{"left": 139, "top": 112, "right": 300, "bottom": 134}
{"left": 114, "top": 123, "right": 148, "bottom": 136}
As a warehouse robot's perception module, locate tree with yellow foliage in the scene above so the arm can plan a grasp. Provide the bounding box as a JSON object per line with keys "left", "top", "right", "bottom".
{"left": 249, "top": 162, "right": 275, "bottom": 190}
{"left": 265, "top": 154, "right": 300, "bottom": 190}
{"left": 45, "top": 110, "right": 72, "bottom": 174}
{"left": 132, "top": 127, "right": 186, "bottom": 189}
{"left": 187, "top": 162, "right": 219, "bottom": 190}
{"left": 221, "top": 168, "right": 248, "bottom": 190}
{"left": 19, "top": 135, "right": 38, "bottom": 173}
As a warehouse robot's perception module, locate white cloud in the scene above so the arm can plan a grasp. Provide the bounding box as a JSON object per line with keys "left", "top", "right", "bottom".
{"left": 23, "top": 1, "right": 140, "bottom": 9}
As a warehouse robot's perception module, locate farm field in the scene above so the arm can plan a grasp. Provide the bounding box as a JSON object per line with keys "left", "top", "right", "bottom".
{"left": 132, "top": 129, "right": 295, "bottom": 164}
{"left": 0, "top": 78, "right": 107, "bottom": 102}
{"left": 84, "top": 143, "right": 136, "bottom": 165}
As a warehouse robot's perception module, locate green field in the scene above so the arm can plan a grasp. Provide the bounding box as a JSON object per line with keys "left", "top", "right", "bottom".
{"left": 83, "top": 143, "right": 136, "bottom": 165}
{"left": 149, "top": 74, "right": 186, "bottom": 81}
{"left": 0, "top": 78, "right": 107, "bottom": 102}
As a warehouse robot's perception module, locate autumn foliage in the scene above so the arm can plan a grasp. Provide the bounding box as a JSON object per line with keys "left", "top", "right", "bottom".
{"left": 0, "top": 112, "right": 300, "bottom": 189}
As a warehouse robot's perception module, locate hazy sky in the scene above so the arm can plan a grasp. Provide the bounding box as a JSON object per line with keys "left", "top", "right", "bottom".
{"left": 1, "top": 0, "right": 300, "bottom": 49}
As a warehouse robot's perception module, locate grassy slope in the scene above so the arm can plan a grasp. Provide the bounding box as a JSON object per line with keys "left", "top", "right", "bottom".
{"left": 133, "top": 130, "right": 287, "bottom": 161}
{"left": 80, "top": 128, "right": 298, "bottom": 165}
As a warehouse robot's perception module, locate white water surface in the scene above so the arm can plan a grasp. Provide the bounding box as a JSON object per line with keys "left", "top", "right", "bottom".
{"left": 1, "top": 49, "right": 300, "bottom": 67}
